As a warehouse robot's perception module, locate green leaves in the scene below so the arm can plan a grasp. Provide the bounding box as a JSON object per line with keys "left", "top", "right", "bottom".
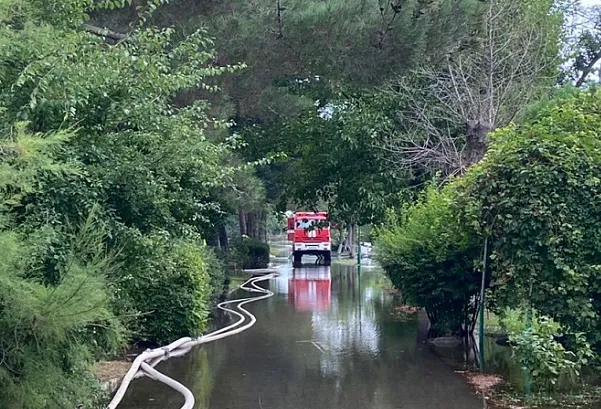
{"left": 458, "top": 87, "right": 601, "bottom": 348}
{"left": 191, "top": 0, "right": 482, "bottom": 119}
{"left": 251, "top": 93, "right": 411, "bottom": 225}
{"left": 0, "top": 0, "right": 240, "bottom": 405}
{"left": 0, "top": 144, "right": 124, "bottom": 407}
{"left": 376, "top": 183, "right": 481, "bottom": 335}
{"left": 0, "top": 0, "right": 242, "bottom": 236}
{"left": 376, "top": 87, "right": 601, "bottom": 356}
{"left": 502, "top": 309, "right": 594, "bottom": 390}
{"left": 115, "top": 231, "right": 217, "bottom": 343}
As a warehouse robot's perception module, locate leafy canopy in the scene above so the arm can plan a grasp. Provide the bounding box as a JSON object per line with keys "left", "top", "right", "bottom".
{"left": 457, "top": 87, "right": 601, "bottom": 347}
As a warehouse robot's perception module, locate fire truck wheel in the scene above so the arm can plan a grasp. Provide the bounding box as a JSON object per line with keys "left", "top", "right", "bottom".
{"left": 293, "top": 252, "right": 302, "bottom": 267}
{"left": 323, "top": 252, "right": 332, "bottom": 266}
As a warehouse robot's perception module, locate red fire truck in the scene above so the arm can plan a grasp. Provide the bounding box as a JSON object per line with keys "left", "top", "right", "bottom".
{"left": 287, "top": 211, "right": 332, "bottom": 267}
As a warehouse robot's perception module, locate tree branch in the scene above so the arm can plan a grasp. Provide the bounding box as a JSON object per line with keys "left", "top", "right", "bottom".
{"left": 575, "top": 49, "right": 601, "bottom": 87}
{"left": 83, "top": 24, "right": 128, "bottom": 41}
{"left": 0, "top": 146, "right": 23, "bottom": 158}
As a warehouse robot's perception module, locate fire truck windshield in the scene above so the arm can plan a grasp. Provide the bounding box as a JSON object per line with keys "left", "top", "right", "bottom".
{"left": 296, "top": 218, "right": 329, "bottom": 230}
{"left": 296, "top": 219, "right": 315, "bottom": 229}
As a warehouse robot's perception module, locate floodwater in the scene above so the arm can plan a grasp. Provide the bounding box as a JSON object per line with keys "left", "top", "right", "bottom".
{"left": 119, "top": 257, "right": 485, "bottom": 409}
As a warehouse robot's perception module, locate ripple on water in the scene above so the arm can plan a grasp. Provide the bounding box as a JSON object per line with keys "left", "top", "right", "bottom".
{"left": 118, "top": 262, "right": 486, "bottom": 409}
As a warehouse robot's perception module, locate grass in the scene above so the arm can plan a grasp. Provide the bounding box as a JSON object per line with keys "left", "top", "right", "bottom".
{"left": 334, "top": 257, "right": 359, "bottom": 266}
{"left": 492, "top": 383, "right": 601, "bottom": 409}
{"left": 227, "top": 274, "right": 251, "bottom": 293}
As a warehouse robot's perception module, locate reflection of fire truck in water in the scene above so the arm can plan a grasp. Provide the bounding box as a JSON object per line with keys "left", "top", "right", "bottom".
{"left": 286, "top": 211, "right": 332, "bottom": 267}
{"left": 288, "top": 267, "right": 331, "bottom": 311}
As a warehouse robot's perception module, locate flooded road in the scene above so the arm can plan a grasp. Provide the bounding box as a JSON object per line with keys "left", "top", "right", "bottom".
{"left": 119, "top": 260, "right": 484, "bottom": 409}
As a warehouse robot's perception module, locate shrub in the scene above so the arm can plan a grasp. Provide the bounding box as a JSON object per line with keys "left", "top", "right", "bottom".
{"left": 245, "top": 238, "right": 270, "bottom": 269}
{"left": 0, "top": 224, "right": 123, "bottom": 409}
{"left": 376, "top": 184, "right": 481, "bottom": 336}
{"left": 116, "top": 231, "right": 217, "bottom": 344}
{"left": 0, "top": 0, "right": 240, "bottom": 406}
{"left": 0, "top": 130, "right": 124, "bottom": 408}
{"left": 230, "top": 237, "right": 270, "bottom": 269}
{"left": 0, "top": 0, "right": 239, "bottom": 345}
{"left": 457, "top": 87, "right": 601, "bottom": 349}
{"left": 500, "top": 308, "right": 594, "bottom": 391}
{"left": 203, "top": 246, "right": 228, "bottom": 302}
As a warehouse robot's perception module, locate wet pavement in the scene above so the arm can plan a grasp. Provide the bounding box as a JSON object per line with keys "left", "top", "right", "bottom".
{"left": 119, "top": 259, "right": 485, "bottom": 409}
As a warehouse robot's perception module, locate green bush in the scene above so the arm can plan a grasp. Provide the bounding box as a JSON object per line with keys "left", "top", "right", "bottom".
{"left": 0, "top": 223, "right": 123, "bottom": 409}
{"left": 230, "top": 237, "right": 270, "bottom": 269}
{"left": 203, "top": 246, "right": 228, "bottom": 302}
{"left": 500, "top": 308, "right": 594, "bottom": 391}
{"left": 116, "top": 231, "right": 218, "bottom": 344}
{"left": 376, "top": 184, "right": 481, "bottom": 336}
{"left": 0, "top": 130, "right": 124, "bottom": 408}
{"left": 0, "top": 0, "right": 242, "bottom": 406}
{"left": 457, "top": 87, "right": 601, "bottom": 349}
{"left": 0, "top": 0, "right": 241, "bottom": 344}
{"left": 245, "top": 238, "right": 270, "bottom": 269}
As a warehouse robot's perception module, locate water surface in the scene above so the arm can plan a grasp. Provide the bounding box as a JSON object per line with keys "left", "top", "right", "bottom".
{"left": 119, "top": 260, "right": 484, "bottom": 409}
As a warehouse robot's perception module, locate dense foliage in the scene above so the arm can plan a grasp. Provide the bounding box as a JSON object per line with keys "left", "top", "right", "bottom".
{"left": 246, "top": 94, "right": 410, "bottom": 225}
{"left": 457, "top": 88, "right": 601, "bottom": 350}
{"left": 1, "top": 0, "right": 598, "bottom": 405}
{"left": 117, "top": 233, "right": 224, "bottom": 343}
{"left": 377, "top": 87, "right": 601, "bottom": 389}
{"left": 377, "top": 185, "right": 481, "bottom": 336}
{"left": 0, "top": 0, "right": 244, "bottom": 406}
{"left": 230, "top": 237, "right": 271, "bottom": 270}
{"left": 0, "top": 0, "right": 239, "bottom": 340}
{"left": 0, "top": 128, "right": 122, "bottom": 408}
{"left": 501, "top": 308, "right": 594, "bottom": 390}
{"left": 135, "top": 0, "right": 484, "bottom": 119}
{"left": 237, "top": 0, "right": 562, "bottom": 235}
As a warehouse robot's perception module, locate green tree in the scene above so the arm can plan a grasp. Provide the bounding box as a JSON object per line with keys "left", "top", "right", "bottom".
{"left": 0, "top": 126, "right": 124, "bottom": 408}
{"left": 563, "top": 5, "right": 601, "bottom": 87}
{"left": 376, "top": 184, "right": 481, "bottom": 336}
{"left": 456, "top": 87, "right": 601, "bottom": 349}
{"left": 380, "top": 0, "right": 563, "bottom": 178}
{"left": 129, "top": 0, "right": 483, "bottom": 119}
{"left": 243, "top": 93, "right": 412, "bottom": 254}
{"left": 0, "top": 0, "right": 240, "bottom": 344}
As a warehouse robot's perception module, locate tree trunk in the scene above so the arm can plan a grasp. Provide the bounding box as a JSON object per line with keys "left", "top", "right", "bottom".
{"left": 239, "top": 210, "right": 267, "bottom": 242}
{"left": 465, "top": 120, "right": 491, "bottom": 166}
{"left": 576, "top": 49, "right": 601, "bottom": 88}
{"left": 337, "top": 226, "right": 344, "bottom": 257}
{"left": 345, "top": 224, "right": 351, "bottom": 256}
{"left": 348, "top": 223, "right": 356, "bottom": 258}
{"left": 239, "top": 211, "right": 248, "bottom": 236}
{"left": 219, "top": 225, "right": 229, "bottom": 251}
{"left": 248, "top": 212, "right": 256, "bottom": 238}
{"left": 259, "top": 210, "right": 267, "bottom": 242}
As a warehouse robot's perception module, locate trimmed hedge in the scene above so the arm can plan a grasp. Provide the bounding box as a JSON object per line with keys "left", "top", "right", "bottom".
{"left": 231, "top": 237, "right": 270, "bottom": 269}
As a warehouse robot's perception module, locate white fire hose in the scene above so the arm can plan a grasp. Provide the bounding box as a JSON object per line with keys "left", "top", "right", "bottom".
{"left": 107, "top": 272, "right": 278, "bottom": 409}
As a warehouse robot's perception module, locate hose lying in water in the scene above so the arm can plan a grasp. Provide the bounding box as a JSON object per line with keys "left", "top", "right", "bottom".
{"left": 107, "top": 272, "right": 278, "bottom": 409}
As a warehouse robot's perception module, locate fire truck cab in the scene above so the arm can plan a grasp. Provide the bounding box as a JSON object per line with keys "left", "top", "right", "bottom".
{"left": 287, "top": 211, "right": 332, "bottom": 267}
